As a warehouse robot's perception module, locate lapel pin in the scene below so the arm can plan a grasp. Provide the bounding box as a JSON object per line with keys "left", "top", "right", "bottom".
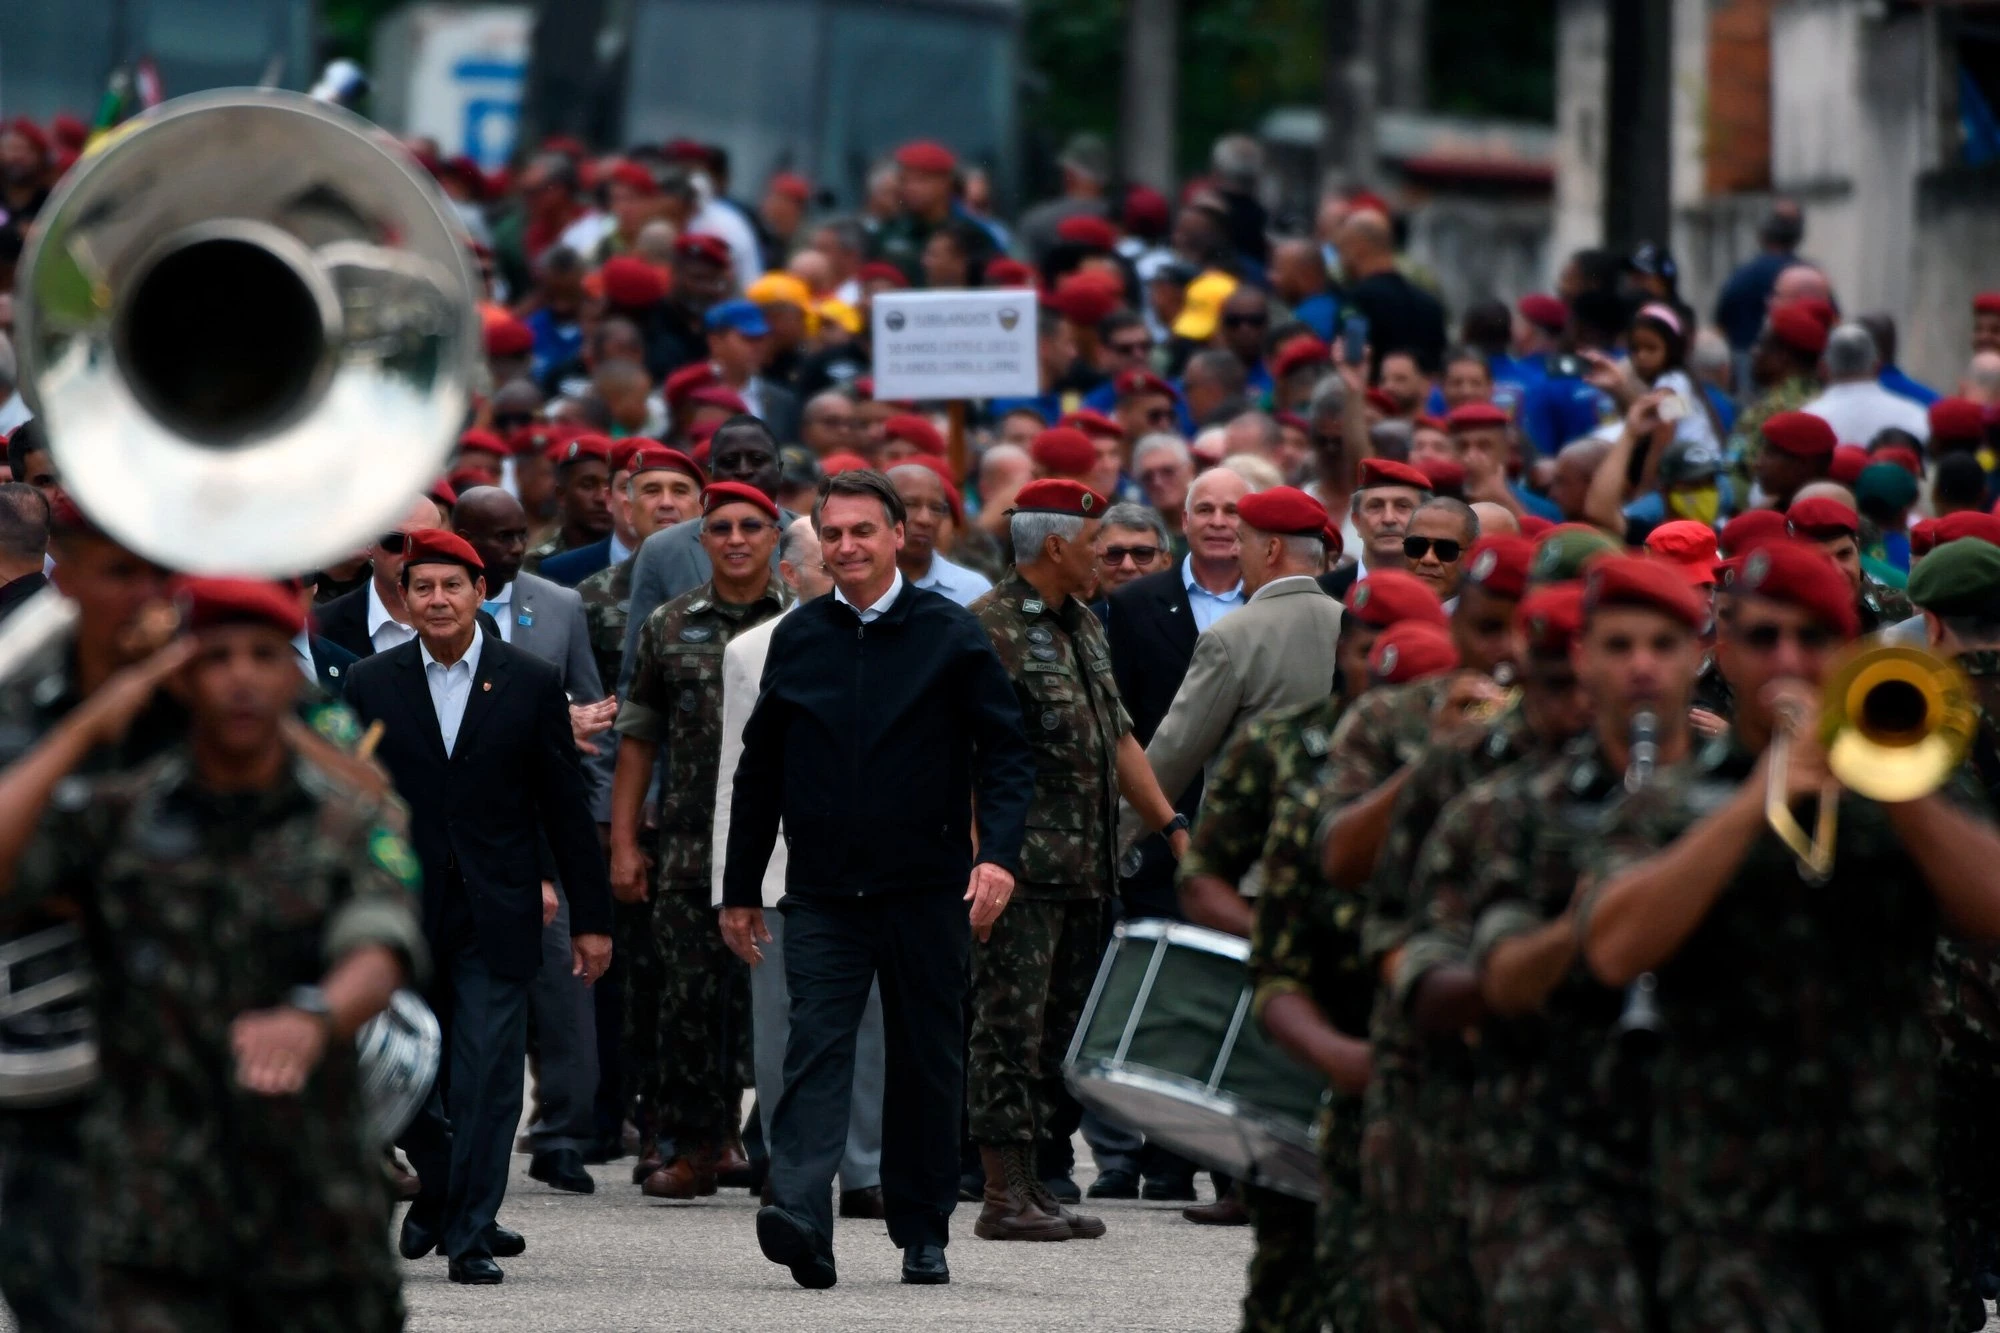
{"left": 482, "top": 681, "right": 492, "bottom": 691}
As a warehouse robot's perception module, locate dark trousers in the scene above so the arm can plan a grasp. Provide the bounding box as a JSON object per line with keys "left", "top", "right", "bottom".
{"left": 524, "top": 891, "right": 598, "bottom": 1155}
{"left": 0, "top": 1112, "right": 91, "bottom": 1333}
{"left": 771, "top": 891, "right": 969, "bottom": 1253}
{"left": 399, "top": 939, "right": 531, "bottom": 1260}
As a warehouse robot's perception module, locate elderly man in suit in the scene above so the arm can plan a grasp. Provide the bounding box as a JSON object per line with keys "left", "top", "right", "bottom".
{"left": 453, "top": 486, "right": 615, "bottom": 1192}
{"left": 344, "top": 530, "right": 612, "bottom": 1285}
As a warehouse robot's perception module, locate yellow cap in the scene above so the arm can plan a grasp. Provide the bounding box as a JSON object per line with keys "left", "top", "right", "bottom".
{"left": 817, "top": 299, "right": 863, "bottom": 335}
{"left": 1171, "top": 270, "right": 1239, "bottom": 342}
{"left": 747, "top": 272, "right": 818, "bottom": 337}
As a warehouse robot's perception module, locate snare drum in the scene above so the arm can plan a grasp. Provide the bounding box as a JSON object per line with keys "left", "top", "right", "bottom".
{"left": 1063, "top": 918, "right": 1327, "bottom": 1200}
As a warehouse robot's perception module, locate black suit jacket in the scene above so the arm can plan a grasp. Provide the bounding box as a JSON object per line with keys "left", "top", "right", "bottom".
{"left": 1101, "top": 566, "right": 1203, "bottom": 919}
{"left": 309, "top": 635, "right": 359, "bottom": 696}
{"left": 313, "top": 584, "right": 501, "bottom": 661}
{"left": 1318, "top": 564, "right": 1359, "bottom": 601}
{"left": 344, "top": 633, "right": 612, "bottom": 981}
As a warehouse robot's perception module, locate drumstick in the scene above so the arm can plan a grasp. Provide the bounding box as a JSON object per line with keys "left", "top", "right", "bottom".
{"left": 356, "top": 720, "right": 386, "bottom": 761}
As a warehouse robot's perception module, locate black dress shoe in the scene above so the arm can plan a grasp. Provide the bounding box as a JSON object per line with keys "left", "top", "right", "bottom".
{"left": 1086, "top": 1168, "right": 1140, "bottom": 1200}
{"left": 448, "top": 1256, "right": 504, "bottom": 1285}
{"left": 1141, "top": 1173, "right": 1196, "bottom": 1202}
{"left": 756, "top": 1205, "right": 837, "bottom": 1290}
{"left": 901, "top": 1243, "right": 949, "bottom": 1285}
{"left": 1042, "top": 1174, "right": 1081, "bottom": 1204}
{"left": 484, "top": 1225, "right": 526, "bottom": 1258}
{"left": 838, "top": 1186, "right": 884, "bottom": 1219}
{"left": 528, "top": 1148, "right": 596, "bottom": 1194}
{"left": 398, "top": 1208, "right": 441, "bottom": 1260}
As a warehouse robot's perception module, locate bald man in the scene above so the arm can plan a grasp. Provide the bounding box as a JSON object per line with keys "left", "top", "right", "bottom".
{"left": 1547, "top": 436, "right": 1613, "bottom": 523}
{"left": 1332, "top": 210, "right": 1445, "bottom": 375}
{"left": 1770, "top": 263, "right": 1834, "bottom": 311}
{"left": 1470, "top": 501, "right": 1520, "bottom": 536}
{"left": 1270, "top": 237, "right": 1338, "bottom": 341}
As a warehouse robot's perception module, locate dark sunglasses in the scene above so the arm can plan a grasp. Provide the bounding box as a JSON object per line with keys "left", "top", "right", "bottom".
{"left": 1100, "top": 544, "right": 1163, "bottom": 566}
{"left": 1222, "top": 313, "right": 1268, "bottom": 328}
{"left": 379, "top": 532, "right": 408, "bottom": 553}
{"left": 705, "top": 518, "right": 773, "bottom": 538}
{"left": 492, "top": 411, "right": 536, "bottom": 432}
{"left": 1110, "top": 339, "right": 1154, "bottom": 356}
{"left": 1735, "top": 623, "right": 1836, "bottom": 653}
{"left": 1141, "top": 407, "right": 1177, "bottom": 426}
{"left": 1403, "top": 536, "right": 1462, "bottom": 562}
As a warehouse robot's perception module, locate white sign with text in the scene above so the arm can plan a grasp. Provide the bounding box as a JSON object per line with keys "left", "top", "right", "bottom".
{"left": 870, "top": 290, "right": 1039, "bottom": 401}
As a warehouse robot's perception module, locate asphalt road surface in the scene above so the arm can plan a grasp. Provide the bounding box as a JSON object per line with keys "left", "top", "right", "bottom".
{"left": 400, "top": 1147, "right": 1254, "bottom": 1333}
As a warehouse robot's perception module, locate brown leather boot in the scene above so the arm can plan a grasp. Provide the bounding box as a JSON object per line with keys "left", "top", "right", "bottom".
{"left": 973, "top": 1145, "right": 1072, "bottom": 1242}
{"left": 1028, "top": 1175, "right": 1106, "bottom": 1239}
{"left": 640, "top": 1154, "right": 705, "bottom": 1200}
{"left": 1182, "top": 1184, "right": 1249, "bottom": 1225}
{"left": 631, "top": 1145, "right": 664, "bottom": 1185}
{"left": 693, "top": 1139, "right": 721, "bottom": 1197}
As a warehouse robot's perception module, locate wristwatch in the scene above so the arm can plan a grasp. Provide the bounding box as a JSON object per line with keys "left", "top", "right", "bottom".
{"left": 286, "top": 984, "right": 335, "bottom": 1034}
{"left": 1162, "top": 814, "right": 1190, "bottom": 837}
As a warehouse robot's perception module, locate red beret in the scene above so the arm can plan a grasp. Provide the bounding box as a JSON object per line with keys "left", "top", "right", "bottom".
{"left": 1277, "top": 411, "right": 1312, "bottom": 436}
{"left": 894, "top": 140, "right": 957, "bottom": 174}
{"left": 984, "top": 258, "right": 1037, "bottom": 288}
{"left": 427, "top": 478, "right": 459, "bottom": 510}
{"left": 1060, "top": 409, "right": 1125, "bottom": 441}
{"left": 1517, "top": 294, "right": 1569, "bottom": 333}
{"left": 177, "top": 578, "right": 306, "bottom": 639}
{"left": 1785, "top": 496, "right": 1860, "bottom": 540}
{"left": 555, "top": 432, "right": 614, "bottom": 467}
{"left": 1115, "top": 369, "right": 1178, "bottom": 402}
{"left": 1445, "top": 402, "right": 1510, "bottom": 431}
{"left": 1515, "top": 582, "right": 1585, "bottom": 657}
{"left": 1933, "top": 511, "right": 2000, "bottom": 547}
{"left": 1768, "top": 303, "right": 1830, "bottom": 357}
{"left": 1463, "top": 534, "right": 1534, "bottom": 600}
{"left": 1344, "top": 569, "right": 1448, "bottom": 630}
{"left": 1795, "top": 298, "right": 1838, "bottom": 332}
{"left": 1976, "top": 293, "right": 2000, "bottom": 317}
{"left": 1645, "top": 519, "right": 1721, "bottom": 585}
{"left": 1030, "top": 427, "right": 1098, "bottom": 478}
{"left": 1272, "top": 336, "right": 1331, "bottom": 382}
{"left": 661, "top": 137, "right": 710, "bottom": 164}
{"left": 1731, "top": 539, "right": 1858, "bottom": 637}
{"left": 1365, "top": 388, "right": 1400, "bottom": 416}
{"left": 857, "top": 262, "right": 910, "bottom": 290}
{"left": 48, "top": 113, "right": 86, "bottom": 151}
{"left": 457, "top": 428, "right": 509, "bottom": 458}
{"left": 1358, "top": 457, "right": 1433, "bottom": 492}
{"left": 1720, "top": 508, "right": 1791, "bottom": 558}
{"left": 1759, "top": 410, "right": 1836, "bottom": 460}
{"left": 664, "top": 362, "right": 720, "bottom": 409}
{"left": 686, "top": 386, "right": 750, "bottom": 416}
{"left": 1871, "top": 444, "right": 1924, "bottom": 478}
{"left": 851, "top": 376, "right": 876, "bottom": 400}
{"left": 405, "top": 529, "right": 485, "bottom": 574}
{"left": 1828, "top": 444, "right": 1869, "bottom": 486}
{"left": 675, "top": 233, "right": 731, "bottom": 267}
{"left": 1416, "top": 456, "right": 1465, "bottom": 494}
{"left": 6, "top": 117, "right": 48, "bottom": 160}
{"left": 1055, "top": 215, "right": 1119, "bottom": 250}
{"left": 1584, "top": 555, "right": 1708, "bottom": 632}
{"left": 820, "top": 451, "right": 873, "bottom": 475}
{"left": 484, "top": 316, "right": 534, "bottom": 359}
{"left": 1518, "top": 514, "right": 1555, "bottom": 539}
{"left": 601, "top": 256, "right": 669, "bottom": 309}
{"left": 606, "top": 160, "right": 657, "bottom": 195}
{"left": 608, "top": 438, "right": 648, "bottom": 474}
{"left": 883, "top": 414, "right": 947, "bottom": 457}
{"left": 702, "top": 480, "right": 780, "bottom": 521}
{"left": 1369, "top": 621, "right": 1460, "bottom": 685}
{"left": 507, "top": 424, "right": 557, "bottom": 458}
{"left": 1321, "top": 522, "right": 1345, "bottom": 564}
{"left": 1011, "top": 478, "right": 1109, "bottom": 517}
{"left": 1051, "top": 271, "right": 1124, "bottom": 326}
{"left": 1930, "top": 397, "right": 1987, "bottom": 445}
{"left": 1910, "top": 517, "right": 1940, "bottom": 558}
{"left": 628, "top": 445, "right": 705, "bottom": 485}
{"left": 1237, "top": 486, "right": 1330, "bottom": 537}
{"left": 768, "top": 172, "right": 812, "bottom": 203}
{"left": 446, "top": 465, "right": 494, "bottom": 495}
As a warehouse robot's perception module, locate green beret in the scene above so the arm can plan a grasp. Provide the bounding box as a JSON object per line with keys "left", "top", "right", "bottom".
{"left": 1907, "top": 538, "right": 2000, "bottom": 617}
{"left": 1854, "top": 462, "right": 1918, "bottom": 515}
{"left": 1529, "top": 526, "right": 1621, "bottom": 586}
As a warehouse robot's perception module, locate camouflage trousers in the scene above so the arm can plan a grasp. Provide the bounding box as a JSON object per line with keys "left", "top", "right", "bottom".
{"left": 1657, "top": 1228, "right": 1937, "bottom": 1333}
{"left": 1935, "top": 1061, "right": 2000, "bottom": 1333}
{"left": 1468, "top": 1179, "right": 1653, "bottom": 1333}
{"left": 0, "top": 1113, "right": 91, "bottom": 1333}
{"left": 651, "top": 881, "right": 750, "bottom": 1143}
{"left": 1317, "top": 1107, "right": 1375, "bottom": 1333}
{"left": 1358, "top": 1069, "right": 1479, "bottom": 1332}
{"left": 95, "top": 1266, "right": 402, "bottom": 1333}
{"left": 967, "top": 896, "right": 1103, "bottom": 1144}
{"left": 615, "top": 898, "right": 662, "bottom": 1132}
{"left": 1242, "top": 1186, "right": 1321, "bottom": 1333}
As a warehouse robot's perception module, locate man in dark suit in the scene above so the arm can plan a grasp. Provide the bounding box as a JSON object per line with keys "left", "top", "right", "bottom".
{"left": 344, "top": 530, "right": 612, "bottom": 1286}
{"left": 313, "top": 496, "right": 448, "bottom": 659}
{"left": 0, "top": 482, "right": 48, "bottom": 627}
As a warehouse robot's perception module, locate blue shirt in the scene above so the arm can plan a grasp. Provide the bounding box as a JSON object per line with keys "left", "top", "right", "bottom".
{"left": 1879, "top": 365, "right": 1941, "bottom": 407}
{"left": 1512, "top": 484, "right": 1563, "bottom": 523}
{"left": 421, "top": 631, "right": 484, "bottom": 757}
{"left": 910, "top": 553, "right": 992, "bottom": 607}
{"left": 1714, "top": 251, "right": 1796, "bottom": 351}
{"left": 1183, "top": 555, "right": 1245, "bottom": 633}
{"left": 1520, "top": 374, "right": 1608, "bottom": 456}
{"left": 1702, "top": 382, "right": 1740, "bottom": 434}
{"left": 526, "top": 308, "right": 583, "bottom": 382}
{"left": 988, "top": 392, "right": 1065, "bottom": 426}
{"left": 1292, "top": 292, "right": 1339, "bottom": 341}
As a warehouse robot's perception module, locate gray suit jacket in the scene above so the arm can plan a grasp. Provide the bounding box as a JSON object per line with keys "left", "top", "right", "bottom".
{"left": 499, "top": 570, "right": 609, "bottom": 813}
{"left": 1121, "top": 575, "right": 1343, "bottom": 845}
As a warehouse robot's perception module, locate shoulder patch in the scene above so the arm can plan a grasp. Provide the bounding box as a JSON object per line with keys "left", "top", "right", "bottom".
{"left": 1300, "top": 725, "right": 1331, "bottom": 757}
{"left": 368, "top": 826, "right": 422, "bottom": 890}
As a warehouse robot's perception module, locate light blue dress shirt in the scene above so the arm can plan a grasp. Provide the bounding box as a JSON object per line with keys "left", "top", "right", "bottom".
{"left": 1181, "top": 555, "right": 1245, "bottom": 634}
{"left": 422, "top": 631, "right": 484, "bottom": 757}
{"left": 910, "top": 554, "right": 993, "bottom": 608}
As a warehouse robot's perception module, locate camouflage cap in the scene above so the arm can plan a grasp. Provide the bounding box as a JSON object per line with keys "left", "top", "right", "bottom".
{"left": 1528, "top": 523, "right": 1620, "bottom": 585}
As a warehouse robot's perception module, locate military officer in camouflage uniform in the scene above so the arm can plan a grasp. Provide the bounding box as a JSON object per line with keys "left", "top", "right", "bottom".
{"left": 577, "top": 445, "right": 706, "bottom": 693}
{"left": 966, "top": 479, "right": 1187, "bottom": 1244}
{"left": 610, "top": 481, "right": 791, "bottom": 1198}
{"left": 1908, "top": 539, "right": 2000, "bottom": 1330}
{"left": 0, "top": 578, "right": 427, "bottom": 1332}
{"left": 1583, "top": 540, "right": 2000, "bottom": 1333}
{"left": 1785, "top": 493, "right": 1916, "bottom": 633}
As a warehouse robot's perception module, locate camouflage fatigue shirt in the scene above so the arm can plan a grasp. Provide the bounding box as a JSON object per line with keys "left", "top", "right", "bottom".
{"left": 1178, "top": 696, "right": 1336, "bottom": 904}
{"left": 1692, "top": 653, "right": 1734, "bottom": 723}
{"left": 616, "top": 578, "right": 791, "bottom": 889}
{"left": 972, "top": 574, "right": 1130, "bottom": 898}
{"left": 1858, "top": 574, "right": 1915, "bottom": 633}
{"left": 520, "top": 529, "right": 571, "bottom": 576}
{"left": 1930, "top": 648, "right": 2000, "bottom": 1069}
{"left": 577, "top": 556, "right": 634, "bottom": 696}
{"left": 12, "top": 747, "right": 428, "bottom": 1283}
{"left": 1727, "top": 374, "right": 1819, "bottom": 473}
{"left": 1587, "top": 738, "right": 1990, "bottom": 1236}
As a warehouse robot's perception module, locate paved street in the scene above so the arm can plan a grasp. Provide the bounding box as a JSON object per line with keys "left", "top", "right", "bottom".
{"left": 402, "top": 1148, "right": 1253, "bottom": 1333}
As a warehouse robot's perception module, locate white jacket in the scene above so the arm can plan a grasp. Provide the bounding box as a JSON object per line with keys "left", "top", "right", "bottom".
{"left": 711, "top": 608, "right": 790, "bottom": 908}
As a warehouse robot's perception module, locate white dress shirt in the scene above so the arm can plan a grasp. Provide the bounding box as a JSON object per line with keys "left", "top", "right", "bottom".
{"left": 1181, "top": 555, "right": 1245, "bottom": 633}
{"left": 422, "top": 631, "right": 484, "bottom": 757}
{"left": 1801, "top": 379, "right": 1931, "bottom": 446}
{"left": 366, "top": 581, "right": 418, "bottom": 655}
{"left": 291, "top": 630, "right": 317, "bottom": 686}
{"left": 909, "top": 553, "right": 992, "bottom": 607}
{"left": 834, "top": 570, "right": 905, "bottom": 623}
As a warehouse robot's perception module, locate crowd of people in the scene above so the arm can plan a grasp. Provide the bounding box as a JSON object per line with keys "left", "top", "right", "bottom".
{"left": 5, "top": 99, "right": 2000, "bottom": 1333}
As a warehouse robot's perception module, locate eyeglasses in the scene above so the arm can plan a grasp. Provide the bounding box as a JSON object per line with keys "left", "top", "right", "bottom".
{"left": 1222, "top": 313, "right": 1268, "bottom": 329}
{"left": 1734, "top": 623, "right": 1837, "bottom": 653}
{"left": 493, "top": 411, "right": 536, "bottom": 432}
{"left": 378, "top": 532, "right": 408, "bottom": 553}
{"left": 1142, "top": 407, "right": 1177, "bottom": 426}
{"left": 1100, "top": 544, "right": 1163, "bottom": 566}
{"left": 705, "top": 518, "right": 773, "bottom": 537}
{"left": 1403, "top": 536, "right": 1462, "bottom": 562}
{"left": 1109, "top": 339, "right": 1154, "bottom": 357}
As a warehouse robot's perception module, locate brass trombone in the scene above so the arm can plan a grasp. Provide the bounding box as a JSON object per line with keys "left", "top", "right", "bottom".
{"left": 1765, "top": 643, "right": 1978, "bottom": 880}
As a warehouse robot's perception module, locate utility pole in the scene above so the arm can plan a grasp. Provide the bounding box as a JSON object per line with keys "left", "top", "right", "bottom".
{"left": 1320, "top": 0, "right": 1379, "bottom": 191}
{"left": 1122, "top": 0, "right": 1179, "bottom": 190}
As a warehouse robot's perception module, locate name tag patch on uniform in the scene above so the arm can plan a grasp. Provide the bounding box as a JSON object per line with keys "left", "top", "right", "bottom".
{"left": 680, "top": 626, "right": 714, "bottom": 643}
{"left": 1022, "top": 661, "right": 1070, "bottom": 674}
{"left": 1300, "top": 726, "right": 1330, "bottom": 758}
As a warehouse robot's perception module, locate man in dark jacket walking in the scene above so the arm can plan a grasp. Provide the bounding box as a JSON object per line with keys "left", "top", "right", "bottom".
{"left": 720, "top": 469, "right": 1036, "bottom": 1291}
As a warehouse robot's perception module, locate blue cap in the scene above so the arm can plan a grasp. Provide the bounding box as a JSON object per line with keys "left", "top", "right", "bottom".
{"left": 705, "top": 298, "right": 770, "bottom": 337}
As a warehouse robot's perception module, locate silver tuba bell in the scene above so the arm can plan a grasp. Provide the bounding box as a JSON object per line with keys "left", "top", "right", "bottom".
{"left": 0, "top": 89, "right": 475, "bottom": 1113}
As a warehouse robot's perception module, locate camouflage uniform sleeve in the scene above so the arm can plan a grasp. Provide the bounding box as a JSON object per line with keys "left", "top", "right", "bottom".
{"left": 1249, "top": 782, "right": 1326, "bottom": 1019}
{"left": 1388, "top": 785, "right": 1494, "bottom": 1009}
{"left": 8, "top": 779, "right": 113, "bottom": 912}
{"left": 1360, "top": 746, "right": 1451, "bottom": 966}
{"left": 1177, "top": 714, "right": 1280, "bottom": 890}
{"left": 615, "top": 605, "right": 671, "bottom": 742}
{"left": 1461, "top": 777, "right": 1549, "bottom": 969}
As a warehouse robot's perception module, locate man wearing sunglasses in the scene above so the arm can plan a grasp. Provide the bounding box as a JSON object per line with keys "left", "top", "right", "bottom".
{"left": 1216, "top": 288, "right": 1275, "bottom": 399}
{"left": 1091, "top": 504, "right": 1175, "bottom": 606}
{"left": 1110, "top": 368, "right": 1188, "bottom": 444}
{"left": 610, "top": 481, "right": 793, "bottom": 1202}
{"left": 312, "top": 494, "right": 447, "bottom": 659}
{"left": 1403, "top": 497, "right": 1481, "bottom": 605}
